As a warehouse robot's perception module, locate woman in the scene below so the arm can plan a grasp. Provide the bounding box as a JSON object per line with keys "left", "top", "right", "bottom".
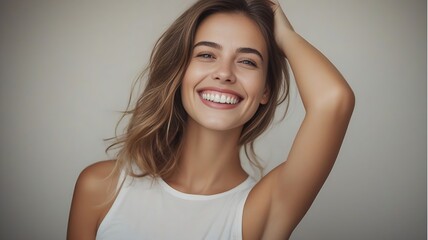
{"left": 67, "top": 0, "right": 355, "bottom": 239}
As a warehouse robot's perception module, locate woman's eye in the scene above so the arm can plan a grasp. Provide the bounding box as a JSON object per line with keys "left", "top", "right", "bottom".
{"left": 240, "top": 59, "right": 257, "bottom": 67}
{"left": 196, "top": 53, "right": 215, "bottom": 59}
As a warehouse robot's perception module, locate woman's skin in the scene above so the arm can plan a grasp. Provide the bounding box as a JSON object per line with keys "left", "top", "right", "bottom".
{"left": 67, "top": 1, "right": 354, "bottom": 240}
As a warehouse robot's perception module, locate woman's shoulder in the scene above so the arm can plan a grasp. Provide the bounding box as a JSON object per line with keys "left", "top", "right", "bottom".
{"left": 74, "top": 159, "right": 120, "bottom": 202}
{"left": 68, "top": 160, "right": 121, "bottom": 238}
{"left": 78, "top": 160, "right": 118, "bottom": 184}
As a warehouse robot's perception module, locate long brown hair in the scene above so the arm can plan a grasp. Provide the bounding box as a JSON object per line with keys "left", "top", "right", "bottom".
{"left": 107, "top": 0, "right": 289, "bottom": 178}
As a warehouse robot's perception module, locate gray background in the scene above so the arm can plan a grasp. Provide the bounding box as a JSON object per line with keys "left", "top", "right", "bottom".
{"left": 0, "top": 0, "right": 426, "bottom": 239}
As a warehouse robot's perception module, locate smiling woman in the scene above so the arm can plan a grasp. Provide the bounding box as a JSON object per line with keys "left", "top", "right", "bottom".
{"left": 67, "top": 0, "right": 354, "bottom": 239}
{"left": 182, "top": 12, "right": 270, "bottom": 132}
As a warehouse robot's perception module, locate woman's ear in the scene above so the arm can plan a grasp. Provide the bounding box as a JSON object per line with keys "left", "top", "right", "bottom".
{"left": 260, "top": 87, "right": 270, "bottom": 105}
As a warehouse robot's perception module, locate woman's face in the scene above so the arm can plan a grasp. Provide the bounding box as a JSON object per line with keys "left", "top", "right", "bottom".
{"left": 181, "top": 12, "right": 269, "bottom": 132}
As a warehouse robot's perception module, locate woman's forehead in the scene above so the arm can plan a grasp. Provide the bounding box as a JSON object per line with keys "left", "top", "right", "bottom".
{"left": 194, "top": 12, "right": 267, "bottom": 56}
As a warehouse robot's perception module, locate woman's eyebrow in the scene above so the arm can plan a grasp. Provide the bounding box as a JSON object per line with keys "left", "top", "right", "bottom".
{"left": 237, "top": 47, "right": 264, "bottom": 62}
{"left": 194, "top": 41, "right": 264, "bottom": 62}
{"left": 194, "top": 41, "right": 222, "bottom": 50}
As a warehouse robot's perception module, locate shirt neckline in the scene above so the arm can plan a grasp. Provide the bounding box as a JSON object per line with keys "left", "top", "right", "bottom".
{"left": 158, "top": 177, "right": 254, "bottom": 201}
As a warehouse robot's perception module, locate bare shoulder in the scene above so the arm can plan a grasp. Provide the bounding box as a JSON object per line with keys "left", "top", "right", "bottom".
{"left": 77, "top": 160, "right": 119, "bottom": 190}
{"left": 243, "top": 164, "right": 299, "bottom": 239}
{"left": 243, "top": 166, "right": 284, "bottom": 240}
{"left": 74, "top": 160, "right": 120, "bottom": 202}
{"left": 67, "top": 160, "right": 120, "bottom": 240}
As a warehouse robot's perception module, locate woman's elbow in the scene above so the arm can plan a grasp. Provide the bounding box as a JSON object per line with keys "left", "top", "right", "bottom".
{"left": 312, "top": 84, "right": 355, "bottom": 117}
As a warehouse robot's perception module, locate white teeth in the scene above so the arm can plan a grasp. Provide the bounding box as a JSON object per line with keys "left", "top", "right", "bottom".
{"left": 215, "top": 94, "right": 220, "bottom": 102}
{"left": 201, "top": 92, "right": 239, "bottom": 104}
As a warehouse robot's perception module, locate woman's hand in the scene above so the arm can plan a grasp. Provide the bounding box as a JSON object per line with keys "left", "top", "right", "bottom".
{"left": 269, "top": 0, "right": 294, "bottom": 52}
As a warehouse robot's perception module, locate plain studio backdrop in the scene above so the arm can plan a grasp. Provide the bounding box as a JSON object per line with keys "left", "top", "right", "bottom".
{"left": 0, "top": 0, "right": 426, "bottom": 239}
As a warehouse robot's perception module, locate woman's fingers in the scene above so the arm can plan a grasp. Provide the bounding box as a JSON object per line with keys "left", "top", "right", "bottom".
{"left": 270, "top": 1, "right": 294, "bottom": 53}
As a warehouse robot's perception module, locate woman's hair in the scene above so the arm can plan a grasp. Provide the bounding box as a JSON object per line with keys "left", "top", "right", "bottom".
{"left": 107, "top": 0, "right": 290, "bottom": 178}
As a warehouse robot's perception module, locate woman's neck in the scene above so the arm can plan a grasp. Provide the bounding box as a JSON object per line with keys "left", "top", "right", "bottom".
{"left": 165, "top": 119, "right": 248, "bottom": 195}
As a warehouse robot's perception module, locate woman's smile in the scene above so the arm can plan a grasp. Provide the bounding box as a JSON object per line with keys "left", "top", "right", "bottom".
{"left": 198, "top": 87, "right": 243, "bottom": 109}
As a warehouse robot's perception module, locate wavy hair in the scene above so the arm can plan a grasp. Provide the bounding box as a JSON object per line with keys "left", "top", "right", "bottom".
{"left": 107, "top": 0, "right": 290, "bottom": 178}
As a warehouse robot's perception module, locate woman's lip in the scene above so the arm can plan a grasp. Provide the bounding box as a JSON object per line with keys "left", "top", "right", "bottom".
{"left": 197, "top": 87, "right": 244, "bottom": 99}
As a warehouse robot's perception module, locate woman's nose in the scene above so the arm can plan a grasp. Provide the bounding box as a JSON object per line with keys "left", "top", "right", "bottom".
{"left": 211, "top": 60, "right": 236, "bottom": 83}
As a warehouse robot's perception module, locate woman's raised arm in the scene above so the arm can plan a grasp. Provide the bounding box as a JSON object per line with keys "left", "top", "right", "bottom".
{"left": 245, "top": 1, "right": 355, "bottom": 239}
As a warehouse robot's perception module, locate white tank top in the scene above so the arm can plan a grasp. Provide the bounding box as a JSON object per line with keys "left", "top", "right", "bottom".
{"left": 96, "top": 171, "right": 256, "bottom": 240}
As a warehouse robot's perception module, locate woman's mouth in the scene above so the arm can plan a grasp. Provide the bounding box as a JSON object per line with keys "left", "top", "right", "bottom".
{"left": 200, "top": 91, "right": 240, "bottom": 104}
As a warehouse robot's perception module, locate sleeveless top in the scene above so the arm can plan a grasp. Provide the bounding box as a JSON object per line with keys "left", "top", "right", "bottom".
{"left": 96, "top": 170, "right": 256, "bottom": 240}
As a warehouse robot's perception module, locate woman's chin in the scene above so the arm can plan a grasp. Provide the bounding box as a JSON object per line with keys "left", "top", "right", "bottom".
{"left": 188, "top": 117, "right": 243, "bottom": 133}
